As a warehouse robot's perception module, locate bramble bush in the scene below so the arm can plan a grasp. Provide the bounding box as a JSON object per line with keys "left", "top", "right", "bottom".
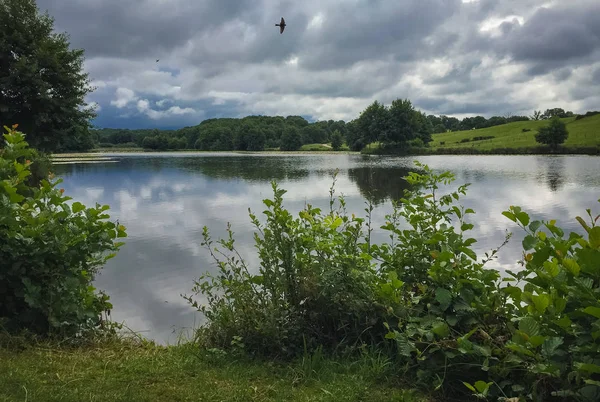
{"left": 0, "top": 125, "right": 127, "bottom": 339}
{"left": 185, "top": 161, "right": 600, "bottom": 401}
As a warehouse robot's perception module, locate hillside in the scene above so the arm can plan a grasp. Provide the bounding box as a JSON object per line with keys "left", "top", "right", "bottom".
{"left": 429, "top": 115, "right": 600, "bottom": 150}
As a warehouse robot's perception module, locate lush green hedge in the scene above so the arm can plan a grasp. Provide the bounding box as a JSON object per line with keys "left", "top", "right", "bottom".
{"left": 185, "top": 162, "right": 600, "bottom": 401}
{"left": 0, "top": 125, "right": 127, "bottom": 339}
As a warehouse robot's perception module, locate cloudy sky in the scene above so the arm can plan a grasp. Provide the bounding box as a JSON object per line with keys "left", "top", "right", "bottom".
{"left": 37, "top": 0, "right": 600, "bottom": 129}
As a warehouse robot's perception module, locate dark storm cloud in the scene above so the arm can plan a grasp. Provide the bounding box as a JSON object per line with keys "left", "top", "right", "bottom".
{"left": 298, "top": 0, "right": 463, "bottom": 70}
{"left": 593, "top": 67, "right": 600, "bottom": 85}
{"left": 30, "top": 0, "right": 600, "bottom": 127}
{"left": 36, "top": 0, "right": 260, "bottom": 59}
{"left": 506, "top": 5, "right": 600, "bottom": 62}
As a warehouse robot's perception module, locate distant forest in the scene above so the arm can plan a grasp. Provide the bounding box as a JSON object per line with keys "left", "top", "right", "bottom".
{"left": 93, "top": 101, "right": 590, "bottom": 152}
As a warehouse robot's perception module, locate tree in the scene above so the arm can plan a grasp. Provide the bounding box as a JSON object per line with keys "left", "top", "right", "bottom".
{"left": 0, "top": 0, "right": 97, "bottom": 152}
{"left": 330, "top": 130, "right": 343, "bottom": 151}
{"left": 530, "top": 110, "right": 543, "bottom": 121}
{"left": 535, "top": 117, "right": 568, "bottom": 150}
{"left": 280, "top": 127, "right": 302, "bottom": 151}
{"left": 384, "top": 99, "right": 417, "bottom": 144}
{"left": 354, "top": 100, "right": 389, "bottom": 145}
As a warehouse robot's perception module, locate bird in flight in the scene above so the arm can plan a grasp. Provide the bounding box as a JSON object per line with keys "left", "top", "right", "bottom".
{"left": 275, "top": 17, "right": 286, "bottom": 34}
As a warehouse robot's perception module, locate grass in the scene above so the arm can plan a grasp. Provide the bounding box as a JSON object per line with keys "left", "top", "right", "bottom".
{"left": 430, "top": 115, "right": 600, "bottom": 150}
{"left": 0, "top": 336, "right": 428, "bottom": 402}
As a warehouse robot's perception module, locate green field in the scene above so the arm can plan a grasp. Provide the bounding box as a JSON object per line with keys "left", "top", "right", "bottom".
{"left": 430, "top": 115, "right": 600, "bottom": 151}
{"left": 0, "top": 337, "right": 426, "bottom": 402}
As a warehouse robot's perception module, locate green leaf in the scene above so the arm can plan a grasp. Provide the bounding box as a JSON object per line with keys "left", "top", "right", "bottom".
{"left": 532, "top": 294, "right": 551, "bottom": 314}
{"left": 529, "top": 220, "right": 542, "bottom": 232}
{"left": 502, "top": 211, "right": 516, "bottom": 222}
{"left": 460, "top": 247, "right": 477, "bottom": 261}
{"left": 583, "top": 306, "right": 600, "bottom": 319}
{"left": 72, "top": 201, "right": 85, "bottom": 213}
{"left": 474, "top": 381, "right": 491, "bottom": 394}
{"left": 432, "top": 322, "right": 450, "bottom": 338}
{"left": 554, "top": 298, "right": 567, "bottom": 314}
{"left": 590, "top": 227, "right": 600, "bottom": 248}
{"left": 543, "top": 261, "right": 560, "bottom": 277}
{"left": 563, "top": 258, "right": 580, "bottom": 276}
{"left": 576, "top": 363, "right": 600, "bottom": 374}
{"left": 516, "top": 211, "right": 530, "bottom": 227}
{"left": 435, "top": 288, "right": 452, "bottom": 311}
{"left": 541, "top": 337, "right": 563, "bottom": 358}
{"left": 519, "top": 317, "right": 541, "bottom": 337}
{"left": 462, "top": 382, "right": 476, "bottom": 393}
{"left": 522, "top": 235, "right": 537, "bottom": 250}
{"left": 465, "top": 208, "right": 475, "bottom": 214}
{"left": 331, "top": 217, "right": 343, "bottom": 230}
{"left": 529, "top": 335, "right": 547, "bottom": 348}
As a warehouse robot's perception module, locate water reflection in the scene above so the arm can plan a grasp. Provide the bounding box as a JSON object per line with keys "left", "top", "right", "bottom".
{"left": 538, "top": 156, "right": 565, "bottom": 192}
{"left": 54, "top": 153, "right": 600, "bottom": 344}
{"left": 347, "top": 166, "right": 412, "bottom": 206}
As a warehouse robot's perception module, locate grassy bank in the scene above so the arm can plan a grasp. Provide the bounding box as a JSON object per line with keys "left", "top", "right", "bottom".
{"left": 363, "top": 114, "right": 600, "bottom": 155}
{"left": 86, "top": 143, "right": 351, "bottom": 154}
{"left": 0, "top": 336, "right": 427, "bottom": 402}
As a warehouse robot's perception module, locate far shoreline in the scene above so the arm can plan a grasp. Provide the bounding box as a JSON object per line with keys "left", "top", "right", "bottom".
{"left": 51, "top": 146, "right": 600, "bottom": 158}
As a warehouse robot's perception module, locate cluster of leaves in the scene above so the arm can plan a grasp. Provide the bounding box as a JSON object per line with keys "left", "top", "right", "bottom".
{"left": 186, "top": 159, "right": 600, "bottom": 401}
{"left": 0, "top": 125, "right": 127, "bottom": 338}
{"left": 499, "top": 205, "right": 600, "bottom": 401}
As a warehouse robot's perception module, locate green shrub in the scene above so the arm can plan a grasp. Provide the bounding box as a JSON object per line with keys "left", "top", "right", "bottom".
{"left": 184, "top": 173, "right": 380, "bottom": 357}
{"left": 0, "top": 125, "right": 127, "bottom": 339}
{"left": 186, "top": 159, "right": 600, "bottom": 400}
{"left": 499, "top": 205, "right": 600, "bottom": 401}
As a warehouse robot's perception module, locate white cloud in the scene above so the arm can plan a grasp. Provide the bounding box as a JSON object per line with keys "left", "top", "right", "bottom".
{"left": 110, "top": 87, "right": 137, "bottom": 108}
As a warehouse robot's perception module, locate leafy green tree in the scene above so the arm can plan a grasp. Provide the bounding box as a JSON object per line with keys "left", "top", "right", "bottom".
{"left": 535, "top": 117, "right": 569, "bottom": 149}
{"left": 142, "top": 136, "right": 159, "bottom": 150}
{"left": 383, "top": 99, "right": 418, "bottom": 144}
{"left": 280, "top": 127, "right": 302, "bottom": 151}
{"left": 300, "top": 125, "right": 327, "bottom": 144}
{"left": 354, "top": 100, "right": 389, "bottom": 147}
{"left": 0, "top": 0, "right": 96, "bottom": 152}
{"left": 245, "top": 127, "right": 265, "bottom": 151}
{"left": 330, "top": 130, "right": 343, "bottom": 151}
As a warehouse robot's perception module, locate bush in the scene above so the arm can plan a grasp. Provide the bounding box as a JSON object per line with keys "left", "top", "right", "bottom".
{"left": 523, "top": 128, "right": 532, "bottom": 133}
{"left": 472, "top": 136, "right": 495, "bottom": 141}
{"left": 535, "top": 117, "right": 569, "bottom": 150}
{"left": 459, "top": 138, "right": 471, "bottom": 143}
{"left": 0, "top": 125, "right": 127, "bottom": 339}
{"left": 330, "top": 130, "right": 343, "bottom": 151}
{"left": 185, "top": 160, "right": 600, "bottom": 401}
{"left": 408, "top": 138, "right": 426, "bottom": 148}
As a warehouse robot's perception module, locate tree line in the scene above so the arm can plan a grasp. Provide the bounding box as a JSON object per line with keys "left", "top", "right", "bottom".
{"left": 94, "top": 103, "right": 585, "bottom": 153}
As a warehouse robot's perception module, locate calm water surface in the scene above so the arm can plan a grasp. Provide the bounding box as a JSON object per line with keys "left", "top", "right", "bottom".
{"left": 54, "top": 153, "right": 600, "bottom": 344}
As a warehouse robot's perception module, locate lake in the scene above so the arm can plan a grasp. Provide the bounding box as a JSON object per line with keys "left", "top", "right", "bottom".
{"left": 54, "top": 153, "right": 600, "bottom": 344}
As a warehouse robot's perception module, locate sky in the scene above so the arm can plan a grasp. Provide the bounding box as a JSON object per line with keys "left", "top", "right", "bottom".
{"left": 36, "top": 0, "right": 600, "bottom": 129}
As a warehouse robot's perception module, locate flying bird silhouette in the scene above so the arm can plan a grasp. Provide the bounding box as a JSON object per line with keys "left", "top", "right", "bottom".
{"left": 156, "top": 59, "right": 159, "bottom": 62}
{"left": 275, "top": 17, "right": 286, "bottom": 34}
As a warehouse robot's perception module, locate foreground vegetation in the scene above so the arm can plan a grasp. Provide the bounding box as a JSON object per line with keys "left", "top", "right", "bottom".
{"left": 0, "top": 336, "right": 426, "bottom": 402}
{"left": 4, "top": 126, "right": 600, "bottom": 401}
{"left": 184, "top": 163, "right": 600, "bottom": 401}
